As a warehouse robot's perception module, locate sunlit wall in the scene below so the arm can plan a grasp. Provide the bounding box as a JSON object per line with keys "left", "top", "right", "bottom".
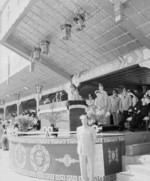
{"left": 0, "top": 45, "right": 30, "bottom": 83}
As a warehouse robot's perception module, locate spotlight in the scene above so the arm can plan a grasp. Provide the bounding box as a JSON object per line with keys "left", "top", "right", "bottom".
{"left": 60, "top": 23, "right": 72, "bottom": 40}
{"left": 73, "top": 12, "right": 86, "bottom": 32}
{"left": 40, "top": 40, "right": 50, "bottom": 55}
{"left": 31, "top": 47, "right": 41, "bottom": 62}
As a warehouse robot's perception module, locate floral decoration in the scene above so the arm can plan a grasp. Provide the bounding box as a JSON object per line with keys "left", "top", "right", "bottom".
{"left": 86, "top": 107, "right": 106, "bottom": 126}
{"left": 15, "top": 115, "right": 34, "bottom": 132}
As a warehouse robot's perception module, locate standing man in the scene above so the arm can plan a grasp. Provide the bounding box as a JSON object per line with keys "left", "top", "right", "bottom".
{"left": 95, "top": 83, "right": 108, "bottom": 111}
{"left": 77, "top": 114, "right": 96, "bottom": 181}
{"left": 95, "top": 83, "right": 109, "bottom": 124}
{"left": 109, "top": 89, "right": 120, "bottom": 125}
{"left": 119, "top": 88, "right": 132, "bottom": 131}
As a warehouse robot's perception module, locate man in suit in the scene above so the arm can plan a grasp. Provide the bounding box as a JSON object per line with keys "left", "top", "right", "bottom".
{"left": 118, "top": 88, "right": 132, "bottom": 131}
{"left": 109, "top": 89, "right": 120, "bottom": 125}
{"left": 95, "top": 83, "right": 108, "bottom": 111}
{"left": 77, "top": 114, "right": 96, "bottom": 181}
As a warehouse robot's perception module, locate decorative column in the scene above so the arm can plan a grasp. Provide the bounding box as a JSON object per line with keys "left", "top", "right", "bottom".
{"left": 35, "top": 85, "right": 43, "bottom": 113}
{"left": 0, "top": 100, "right": 5, "bottom": 120}
{"left": 109, "top": 0, "right": 127, "bottom": 23}
{"left": 14, "top": 94, "right": 20, "bottom": 116}
{"left": 4, "top": 106, "right": 9, "bottom": 120}
{"left": 18, "top": 102, "right": 23, "bottom": 115}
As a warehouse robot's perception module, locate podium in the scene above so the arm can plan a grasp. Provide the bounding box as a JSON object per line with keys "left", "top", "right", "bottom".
{"left": 9, "top": 133, "right": 124, "bottom": 181}
{"left": 68, "top": 100, "right": 87, "bottom": 131}
{"left": 38, "top": 101, "right": 87, "bottom": 132}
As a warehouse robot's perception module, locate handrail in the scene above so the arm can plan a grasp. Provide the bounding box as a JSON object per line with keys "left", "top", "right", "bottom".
{"left": 16, "top": 131, "right": 77, "bottom": 135}
{"left": 9, "top": 130, "right": 123, "bottom": 138}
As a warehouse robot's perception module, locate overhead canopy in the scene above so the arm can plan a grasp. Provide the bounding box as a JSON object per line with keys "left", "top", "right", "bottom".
{"left": 1, "top": 0, "right": 150, "bottom": 103}
{"left": 80, "top": 65, "right": 150, "bottom": 98}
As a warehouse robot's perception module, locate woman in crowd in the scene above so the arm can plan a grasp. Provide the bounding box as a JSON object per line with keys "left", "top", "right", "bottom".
{"left": 86, "top": 93, "right": 95, "bottom": 108}
{"left": 69, "top": 84, "right": 82, "bottom": 101}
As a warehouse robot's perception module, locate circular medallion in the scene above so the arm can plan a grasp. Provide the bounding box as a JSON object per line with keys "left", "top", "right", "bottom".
{"left": 14, "top": 143, "right": 26, "bottom": 169}
{"left": 30, "top": 145, "right": 50, "bottom": 172}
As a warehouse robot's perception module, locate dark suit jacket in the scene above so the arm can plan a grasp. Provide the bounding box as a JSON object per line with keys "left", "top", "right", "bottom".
{"left": 139, "top": 103, "right": 150, "bottom": 117}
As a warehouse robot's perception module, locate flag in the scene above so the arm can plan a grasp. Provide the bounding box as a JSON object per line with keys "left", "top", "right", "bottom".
{"left": 7, "top": 55, "right": 10, "bottom": 84}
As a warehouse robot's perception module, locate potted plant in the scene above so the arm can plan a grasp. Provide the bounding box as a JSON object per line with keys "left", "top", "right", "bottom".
{"left": 15, "top": 115, "right": 34, "bottom": 132}
{"left": 86, "top": 107, "right": 106, "bottom": 126}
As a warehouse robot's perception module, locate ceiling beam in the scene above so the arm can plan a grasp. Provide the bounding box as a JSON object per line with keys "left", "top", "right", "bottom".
{"left": 4, "top": 37, "right": 71, "bottom": 81}
{"left": 93, "top": 0, "right": 150, "bottom": 49}
{"left": 111, "top": 0, "right": 125, "bottom": 23}
{"left": 4, "top": 37, "right": 30, "bottom": 60}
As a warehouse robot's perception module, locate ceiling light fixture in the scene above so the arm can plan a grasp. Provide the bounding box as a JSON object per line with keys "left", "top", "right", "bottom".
{"left": 31, "top": 46, "right": 41, "bottom": 62}
{"left": 109, "top": 0, "right": 127, "bottom": 23}
{"left": 60, "top": 23, "right": 72, "bottom": 40}
{"left": 73, "top": 10, "right": 86, "bottom": 32}
{"left": 40, "top": 40, "right": 50, "bottom": 55}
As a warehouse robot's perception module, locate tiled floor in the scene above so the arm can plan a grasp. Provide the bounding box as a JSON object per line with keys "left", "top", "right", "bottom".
{"left": 0, "top": 149, "right": 44, "bottom": 181}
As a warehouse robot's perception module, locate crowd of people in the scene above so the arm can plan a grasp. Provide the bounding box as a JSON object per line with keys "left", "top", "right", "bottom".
{"left": 69, "top": 83, "right": 150, "bottom": 132}
{"left": 43, "top": 91, "right": 68, "bottom": 105}
{"left": 0, "top": 110, "right": 41, "bottom": 134}
{"left": 1, "top": 83, "right": 150, "bottom": 133}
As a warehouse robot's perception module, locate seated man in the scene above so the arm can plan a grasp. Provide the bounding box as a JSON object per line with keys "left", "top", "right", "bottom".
{"left": 136, "top": 95, "right": 150, "bottom": 129}
{"left": 126, "top": 102, "right": 140, "bottom": 131}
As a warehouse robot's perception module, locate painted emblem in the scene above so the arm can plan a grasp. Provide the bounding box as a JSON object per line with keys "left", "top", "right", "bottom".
{"left": 143, "top": 48, "right": 150, "bottom": 60}
{"left": 108, "top": 148, "right": 119, "bottom": 165}
{"left": 30, "top": 145, "right": 50, "bottom": 172}
{"left": 127, "top": 56, "right": 133, "bottom": 63}
{"left": 14, "top": 143, "right": 26, "bottom": 169}
{"left": 56, "top": 154, "right": 79, "bottom": 167}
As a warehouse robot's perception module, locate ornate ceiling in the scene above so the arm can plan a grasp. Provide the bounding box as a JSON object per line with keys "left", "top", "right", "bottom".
{"left": 1, "top": 0, "right": 150, "bottom": 104}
